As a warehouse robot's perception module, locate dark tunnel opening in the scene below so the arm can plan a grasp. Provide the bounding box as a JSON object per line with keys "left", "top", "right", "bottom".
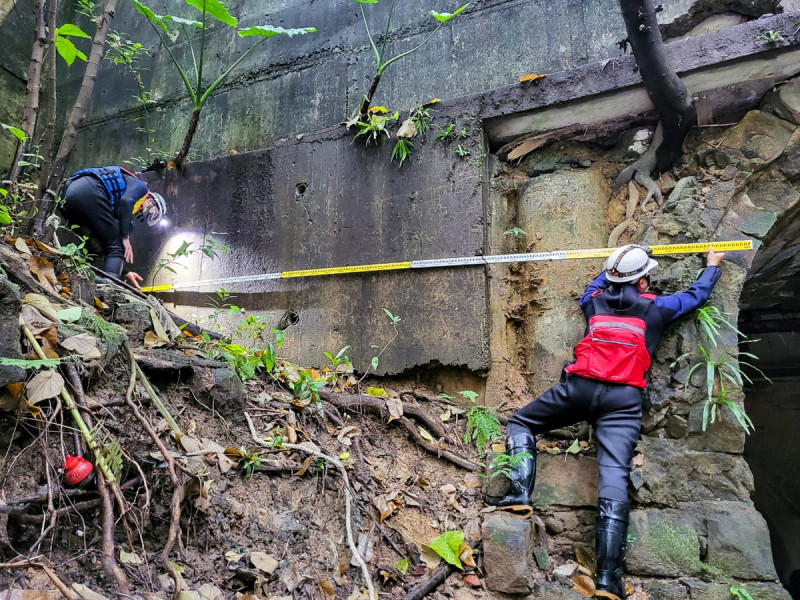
{"left": 739, "top": 210, "right": 800, "bottom": 600}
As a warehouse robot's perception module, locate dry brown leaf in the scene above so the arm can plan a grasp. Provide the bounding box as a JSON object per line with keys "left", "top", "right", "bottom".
{"left": 119, "top": 549, "right": 144, "bottom": 565}
{"left": 60, "top": 333, "right": 101, "bottom": 360}
{"left": 250, "top": 551, "right": 279, "bottom": 574}
{"left": 14, "top": 237, "right": 31, "bottom": 255}
{"left": 27, "top": 255, "right": 60, "bottom": 293}
{"left": 519, "top": 72, "right": 546, "bottom": 83}
{"left": 397, "top": 118, "right": 417, "bottom": 139}
{"left": 574, "top": 544, "right": 594, "bottom": 569}
{"left": 33, "top": 240, "right": 60, "bottom": 254}
{"left": 337, "top": 425, "right": 360, "bottom": 446}
{"left": 148, "top": 308, "right": 171, "bottom": 343}
{"left": 26, "top": 370, "right": 64, "bottom": 404}
{"left": 286, "top": 424, "right": 298, "bottom": 444}
{"left": 458, "top": 542, "right": 476, "bottom": 567}
{"left": 143, "top": 330, "right": 168, "bottom": 349}
{"left": 0, "top": 383, "right": 24, "bottom": 410}
{"left": 34, "top": 325, "right": 59, "bottom": 354}
{"left": 294, "top": 455, "right": 314, "bottom": 477}
{"left": 23, "top": 294, "right": 61, "bottom": 322}
{"left": 199, "top": 368, "right": 215, "bottom": 391}
{"left": 318, "top": 580, "right": 336, "bottom": 600}
{"left": 372, "top": 494, "right": 395, "bottom": 522}
{"left": 419, "top": 544, "right": 442, "bottom": 569}
{"left": 571, "top": 574, "right": 596, "bottom": 597}
{"left": 462, "top": 573, "right": 481, "bottom": 587}
{"left": 385, "top": 396, "right": 403, "bottom": 423}
{"left": 440, "top": 409, "right": 451, "bottom": 421}
{"left": 93, "top": 296, "right": 108, "bottom": 310}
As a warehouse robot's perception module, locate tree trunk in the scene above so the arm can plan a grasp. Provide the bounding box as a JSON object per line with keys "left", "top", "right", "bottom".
{"left": 613, "top": 0, "right": 696, "bottom": 190}
{"left": 359, "top": 72, "right": 383, "bottom": 118}
{"left": 173, "top": 109, "right": 201, "bottom": 168}
{"left": 37, "top": 0, "right": 118, "bottom": 236}
{"left": 7, "top": 0, "right": 47, "bottom": 183}
{"left": 37, "top": 0, "right": 59, "bottom": 203}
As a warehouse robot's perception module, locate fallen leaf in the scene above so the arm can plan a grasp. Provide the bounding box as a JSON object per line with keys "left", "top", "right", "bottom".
{"left": 564, "top": 439, "right": 581, "bottom": 456}
{"left": 385, "top": 396, "right": 403, "bottom": 423}
{"left": 418, "top": 427, "right": 438, "bottom": 445}
{"left": 554, "top": 562, "right": 579, "bottom": 577}
{"left": 337, "top": 425, "right": 361, "bottom": 446}
{"left": 286, "top": 424, "right": 298, "bottom": 444}
{"left": 119, "top": 549, "right": 144, "bottom": 564}
{"left": 23, "top": 294, "right": 61, "bottom": 322}
{"left": 14, "top": 237, "right": 31, "bottom": 255}
{"left": 197, "top": 584, "right": 224, "bottom": 600}
{"left": 318, "top": 580, "right": 336, "bottom": 600}
{"left": 372, "top": 494, "right": 396, "bottom": 522}
{"left": 458, "top": 542, "right": 476, "bottom": 567}
{"left": 440, "top": 409, "right": 451, "bottom": 421}
{"left": 294, "top": 455, "right": 315, "bottom": 477}
{"left": 57, "top": 306, "right": 83, "bottom": 323}
{"left": 572, "top": 574, "right": 595, "bottom": 597}
{"left": 144, "top": 330, "right": 168, "bottom": 349}
{"left": 26, "top": 370, "right": 64, "bottom": 404}
{"left": 27, "top": 255, "right": 60, "bottom": 292}
{"left": 225, "top": 550, "right": 245, "bottom": 562}
{"left": 419, "top": 544, "right": 442, "bottom": 569}
{"left": 397, "top": 119, "right": 417, "bottom": 139}
{"left": 71, "top": 584, "right": 110, "bottom": 600}
{"left": 199, "top": 368, "right": 215, "bottom": 391}
{"left": 428, "top": 530, "right": 465, "bottom": 568}
{"left": 367, "top": 386, "right": 388, "bottom": 397}
{"left": 33, "top": 240, "right": 60, "bottom": 254}
{"left": 93, "top": 296, "right": 109, "bottom": 310}
{"left": 149, "top": 309, "right": 171, "bottom": 344}
{"left": 60, "top": 333, "right": 101, "bottom": 360}
{"left": 519, "top": 73, "right": 546, "bottom": 83}
{"left": 574, "top": 544, "right": 594, "bottom": 569}
{"left": 250, "top": 551, "right": 279, "bottom": 574}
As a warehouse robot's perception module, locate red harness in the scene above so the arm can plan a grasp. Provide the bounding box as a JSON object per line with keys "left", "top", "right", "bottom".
{"left": 566, "top": 292, "right": 655, "bottom": 388}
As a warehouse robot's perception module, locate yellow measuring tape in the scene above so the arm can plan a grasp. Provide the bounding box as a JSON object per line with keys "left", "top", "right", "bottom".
{"left": 140, "top": 240, "right": 752, "bottom": 293}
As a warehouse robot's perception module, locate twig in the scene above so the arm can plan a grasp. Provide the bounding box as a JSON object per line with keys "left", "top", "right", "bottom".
{"left": 244, "top": 412, "right": 377, "bottom": 600}
{"left": 98, "top": 476, "right": 131, "bottom": 596}
{"left": 123, "top": 342, "right": 183, "bottom": 598}
{"left": 404, "top": 564, "right": 457, "bottom": 600}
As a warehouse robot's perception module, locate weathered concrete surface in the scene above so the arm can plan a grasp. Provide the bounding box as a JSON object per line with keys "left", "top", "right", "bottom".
{"left": 0, "top": 278, "right": 24, "bottom": 386}
{"left": 0, "top": 0, "right": 33, "bottom": 170}
{"left": 137, "top": 128, "right": 488, "bottom": 374}
{"left": 482, "top": 512, "right": 532, "bottom": 594}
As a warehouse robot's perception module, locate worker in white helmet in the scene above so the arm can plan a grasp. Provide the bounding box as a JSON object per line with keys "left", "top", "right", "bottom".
{"left": 486, "top": 244, "right": 726, "bottom": 599}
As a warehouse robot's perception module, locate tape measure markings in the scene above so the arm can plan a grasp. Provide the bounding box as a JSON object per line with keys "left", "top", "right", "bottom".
{"left": 141, "top": 239, "right": 753, "bottom": 293}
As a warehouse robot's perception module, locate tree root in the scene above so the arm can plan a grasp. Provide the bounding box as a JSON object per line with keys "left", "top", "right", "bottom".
{"left": 321, "top": 392, "right": 480, "bottom": 471}
{"left": 0, "top": 558, "right": 80, "bottom": 599}
{"left": 404, "top": 564, "right": 457, "bottom": 600}
{"left": 244, "top": 412, "right": 377, "bottom": 600}
{"left": 123, "top": 342, "right": 184, "bottom": 599}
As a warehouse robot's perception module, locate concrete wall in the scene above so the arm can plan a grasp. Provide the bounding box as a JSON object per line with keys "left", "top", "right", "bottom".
{"left": 66, "top": 0, "right": 714, "bottom": 167}
{"left": 0, "top": 0, "right": 32, "bottom": 171}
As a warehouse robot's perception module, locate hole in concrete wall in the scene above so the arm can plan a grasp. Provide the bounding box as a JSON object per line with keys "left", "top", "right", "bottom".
{"left": 739, "top": 211, "right": 800, "bottom": 600}
{"left": 294, "top": 182, "right": 307, "bottom": 198}
{"left": 276, "top": 310, "right": 300, "bottom": 330}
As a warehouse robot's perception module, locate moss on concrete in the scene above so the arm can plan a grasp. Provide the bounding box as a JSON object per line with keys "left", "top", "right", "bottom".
{"left": 650, "top": 523, "right": 722, "bottom": 578}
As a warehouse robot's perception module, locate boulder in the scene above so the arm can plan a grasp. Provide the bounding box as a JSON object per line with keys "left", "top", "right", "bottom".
{"left": 705, "top": 503, "right": 778, "bottom": 580}
{"left": 626, "top": 508, "right": 706, "bottom": 577}
{"left": 762, "top": 78, "right": 800, "bottom": 125}
{"left": 482, "top": 512, "right": 532, "bottom": 593}
{"left": 710, "top": 111, "right": 795, "bottom": 172}
{"left": 684, "top": 580, "right": 791, "bottom": 600}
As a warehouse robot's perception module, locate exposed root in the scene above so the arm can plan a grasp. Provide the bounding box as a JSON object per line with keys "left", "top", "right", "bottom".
{"left": 636, "top": 170, "right": 663, "bottom": 212}
{"left": 404, "top": 564, "right": 457, "bottom": 600}
{"left": 244, "top": 412, "right": 377, "bottom": 600}
{"left": 123, "top": 342, "right": 184, "bottom": 598}
{"left": 607, "top": 219, "right": 635, "bottom": 248}
{"left": 626, "top": 181, "right": 639, "bottom": 220}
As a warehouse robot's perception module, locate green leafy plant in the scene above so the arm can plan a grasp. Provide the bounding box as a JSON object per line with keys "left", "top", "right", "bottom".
{"left": 361, "top": 308, "right": 401, "bottom": 380}
{"left": 292, "top": 370, "right": 327, "bottom": 410}
{"left": 464, "top": 407, "right": 502, "bottom": 453}
{"left": 428, "top": 530, "right": 466, "bottom": 568}
{"left": 504, "top": 227, "right": 527, "bottom": 238}
{"left": 455, "top": 144, "right": 470, "bottom": 158}
{"left": 756, "top": 30, "right": 784, "bottom": 43}
{"left": 0, "top": 187, "right": 32, "bottom": 232}
{"left": 485, "top": 451, "right": 533, "bottom": 479}
{"left": 391, "top": 137, "right": 414, "bottom": 166}
{"left": 673, "top": 344, "right": 769, "bottom": 434}
{"left": 133, "top": 0, "right": 315, "bottom": 166}
{"left": 54, "top": 23, "right": 91, "bottom": 66}
{"left": 459, "top": 127, "right": 469, "bottom": 139}
{"left": 351, "top": 0, "right": 468, "bottom": 119}
{"left": 2, "top": 123, "right": 26, "bottom": 143}
{"left": 433, "top": 123, "right": 456, "bottom": 142}
{"left": 152, "top": 238, "right": 228, "bottom": 285}
{"left": 730, "top": 586, "right": 755, "bottom": 600}
{"left": 353, "top": 110, "right": 398, "bottom": 146}
{"left": 695, "top": 304, "right": 743, "bottom": 347}
{"left": 409, "top": 104, "right": 434, "bottom": 136}
{"left": 458, "top": 390, "right": 478, "bottom": 403}
{"left": 0, "top": 357, "right": 62, "bottom": 369}
{"left": 233, "top": 446, "right": 264, "bottom": 479}
{"left": 324, "top": 346, "right": 353, "bottom": 386}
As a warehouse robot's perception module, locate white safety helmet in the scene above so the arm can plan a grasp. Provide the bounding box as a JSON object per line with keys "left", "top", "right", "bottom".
{"left": 139, "top": 192, "right": 166, "bottom": 227}
{"left": 605, "top": 244, "right": 659, "bottom": 283}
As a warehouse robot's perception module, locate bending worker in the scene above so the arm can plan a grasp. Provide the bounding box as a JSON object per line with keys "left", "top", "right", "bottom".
{"left": 486, "top": 244, "right": 726, "bottom": 599}
{"left": 60, "top": 166, "right": 166, "bottom": 290}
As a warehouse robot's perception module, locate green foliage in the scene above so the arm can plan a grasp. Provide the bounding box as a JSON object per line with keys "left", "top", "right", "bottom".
{"left": 353, "top": 111, "right": 398, "bottom": 146}
{"left": 458, "top": 390, "right": 478, "bottom": 403}
{"left": 391, "top": 138, "right": 414, "bottom": 167}
{"left": 0, "top": 357, "right": 62, "bottom": 369}
{"left": 0, "top": 187, "right": 33, "bottom": 231}
{"left": 1, "top": 123, "right": 26, "bottom": 143}
{"left": 361, "top": 308, "right": 401, "bottom": 381}
{"left": 233, "top": 446, "right": 264, "bottom": 479}
{"left": 695, "top": 304, "right": 742, "bottom": 347}
{"left": 292, "top": 370, "right": 326, "bottom": 409}
{"left": 485, "top": 451, "right": 533, "bottom": 479}
{"left": 433, "top": 123, "right": 456, "bottom": 142}
{"left": 54, "top": 23, "right": 90, "bottom": 66}
{"left": 429, "top": 530, "right": 465, "bottom": 568}
{"left": 59, "top": 233, "right": 94, "bottom": 279}
{"left": 133, "top": 0, "right": 314, "bottom": 160}
{"left": 730, "top": 587, "right": 755, "bottom": 600}
{"left": 649, "top": 522, "right": 722, "bottom": 577}
{"left": 464, "top": 407, "right": 502, "bottom": 453}
{"left": 504, "top": 227, "right": 527, "bottom": 238}
{"left": 755, "top": 30, "right": 784, "bottom": 43}
{"left": 454, "top": 144, "right": 470, "bottom": 158}
{"left": 152, "top": 238, "right": 228, "bottom": 284}
{"left": 409, "top": 105, "right": 433, "bottom": 136}
{"left": 323, "top": 346, "right": 352, "bottom": 386}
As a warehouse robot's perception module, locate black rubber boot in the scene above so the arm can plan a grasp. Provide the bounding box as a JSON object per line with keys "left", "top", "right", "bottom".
{"left": 485, "top": 432, "right": 536, "bottom": 506}
{"left": 595, "top": 498, "right": 630, "bottom": 599}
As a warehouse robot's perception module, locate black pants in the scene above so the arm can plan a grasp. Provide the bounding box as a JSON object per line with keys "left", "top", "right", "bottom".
{"left": 507, "top": 371, "right": 642, "bottom": 502}
{"left": 61, "top": 176, "right": 124, "bottom": 276}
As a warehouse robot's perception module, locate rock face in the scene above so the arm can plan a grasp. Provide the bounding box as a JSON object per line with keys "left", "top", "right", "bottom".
{"left": 0, "top": 277, "right": 24, "bottom": 386}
